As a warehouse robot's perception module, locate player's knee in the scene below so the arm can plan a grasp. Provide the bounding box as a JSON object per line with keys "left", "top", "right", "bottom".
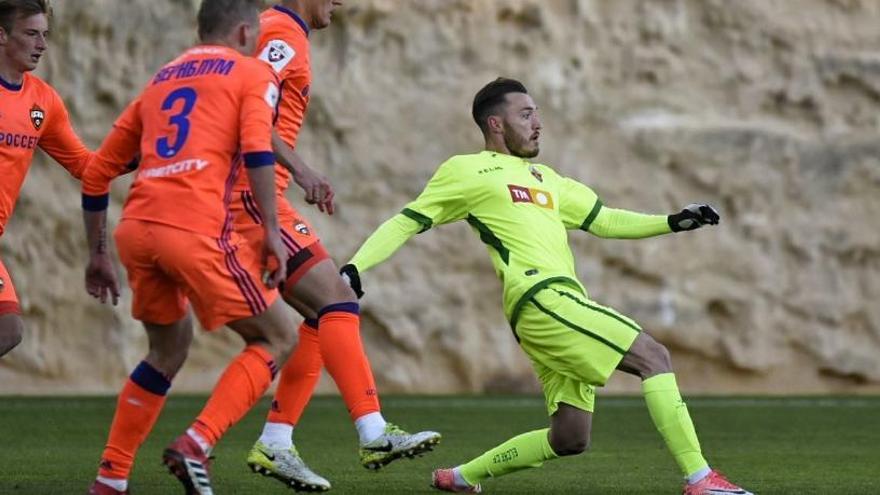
{"left": 272, "top": 328, "right": 298, "bottom": 362}
{"left": 642, "top": 335, "right": 672, "bottom": 377}
{"left": 258, "top": 323, "right": 298, "bottom": 364}
{"left": 551, "top": 434, "right": 590, "bottom": 456}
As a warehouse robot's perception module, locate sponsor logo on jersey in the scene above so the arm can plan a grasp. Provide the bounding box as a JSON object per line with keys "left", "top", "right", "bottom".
{"left": 508, "top": 184, "right": 554, "bottom": 209}
{"left": 478, "top": 166, "right": 502, "bottom": 175}
{"left": 29, "top": 104, "right": 44, "bottom": 130}
{"left": 140, "top": 158, "right": 209, "bottom": 179}
{"left": 529, "top": 165, "right": 543, "bottom": 182}
{"left": 0, "top": 131, "right": 39, "bottom": 149}
{"left": 259, "top": 39, "right": 296, "bottom": 73}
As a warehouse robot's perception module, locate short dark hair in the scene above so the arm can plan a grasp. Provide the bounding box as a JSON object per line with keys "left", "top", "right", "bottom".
{"left": 197, "top": 0, "right": 261, "bottom": 41}
{"left": 472, "top": 77, "right": 528, "bottom": 134}
{"left": 0, "top": 0, "right": 50, "bottom": 34}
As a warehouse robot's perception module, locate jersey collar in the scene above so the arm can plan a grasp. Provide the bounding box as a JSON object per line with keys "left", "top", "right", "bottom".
{"left": 0, "top": 73, "right": 23, "bottom": 92}
{"left": 273, "top": 4, "right": 310, "bottom": 37}
{"left": 481, "top": 150, "right": 531, "bottom": 166}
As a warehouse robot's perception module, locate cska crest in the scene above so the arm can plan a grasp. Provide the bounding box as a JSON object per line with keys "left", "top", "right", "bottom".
{"left": 267, "top": 45, "right": 285, "bottom": 63}
{"left": 29, "top": 104, "right": 45, "bottom": 130}
{"left": 529, "top": 165, "right": 543, "bottom": 182}
{"left": 0, "top": 276, "right": 4, "bottom": 292}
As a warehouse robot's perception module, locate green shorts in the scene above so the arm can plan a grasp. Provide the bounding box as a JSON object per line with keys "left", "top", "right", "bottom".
{"left": 514, "top": 282, "right": 641, "bottom": 415}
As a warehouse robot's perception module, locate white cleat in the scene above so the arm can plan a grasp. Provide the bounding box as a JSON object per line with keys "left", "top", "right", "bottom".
{"left": 359, "top": 423, "right": 442, "bottom": 470}
{"left": 247, "top": 441, "right": 331, "bottom": 492}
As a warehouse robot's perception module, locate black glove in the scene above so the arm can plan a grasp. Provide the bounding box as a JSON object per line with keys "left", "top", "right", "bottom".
{"left": 340, "top": 264, "right": 364, "bottom": 298}
{"left": 668, "top": 204, "right": 720, "bottom": 232}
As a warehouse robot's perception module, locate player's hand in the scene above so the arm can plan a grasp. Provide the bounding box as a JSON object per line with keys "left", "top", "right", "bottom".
{"left": 85, "top": 253, "right": 120, "bottom": 305}
{"left": 292, "top": 162, "right": 335, "bottom": 215}
{"left": 261, "top": 229, "right": 289, "bottom": 289}
{"left": 339, "top": 264, "right": 364, "bottom": 298}
{"left": 668, "top": 203, "right": 720, "bottom": 232}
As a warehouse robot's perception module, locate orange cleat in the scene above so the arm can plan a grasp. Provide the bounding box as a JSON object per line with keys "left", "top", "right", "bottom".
{"left": 161, "top": 434, "right": 214, "bottom": 495}
{"left": 431, "top": 468, "right": 481, "bottom": 493}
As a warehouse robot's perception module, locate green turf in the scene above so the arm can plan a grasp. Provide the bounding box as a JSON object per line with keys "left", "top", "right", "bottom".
{"left": 1, "top": 395, "right": 878, "bottom": 494}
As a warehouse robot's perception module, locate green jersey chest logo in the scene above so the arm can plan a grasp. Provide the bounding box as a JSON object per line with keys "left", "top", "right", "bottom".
{"left": 508, "top": 184, "right": 554, "bottom": 209}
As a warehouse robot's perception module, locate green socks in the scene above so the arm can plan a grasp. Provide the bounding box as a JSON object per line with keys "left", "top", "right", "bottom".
{"left": 458, "top": 428, "right": 559, "bottom": 485}
{"left": 456, "top": 374, "right": 707, "bottom": 486}
{"left": 642, "top": 373, "right": 709, "bottom": 478}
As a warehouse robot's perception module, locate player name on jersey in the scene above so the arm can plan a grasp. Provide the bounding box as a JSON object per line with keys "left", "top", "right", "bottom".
{"left": 152, "top": 57, "right": 235, "bottom": 85}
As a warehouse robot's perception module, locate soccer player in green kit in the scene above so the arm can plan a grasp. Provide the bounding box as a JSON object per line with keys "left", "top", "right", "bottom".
{"left": 338, "top": 78, "right": 753, "bottom": 495}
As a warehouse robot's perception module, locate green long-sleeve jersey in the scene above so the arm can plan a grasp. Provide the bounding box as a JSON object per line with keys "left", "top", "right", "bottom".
{"left": 349, "top": 150, "right": 672, "bottom": 327}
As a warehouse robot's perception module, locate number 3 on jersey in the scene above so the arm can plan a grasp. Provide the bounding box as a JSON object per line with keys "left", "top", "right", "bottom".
{"left": 156, "top": 87, "right": 197, "bottom": 158}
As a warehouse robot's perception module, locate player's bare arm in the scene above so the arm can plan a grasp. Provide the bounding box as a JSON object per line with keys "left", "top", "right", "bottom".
{"left": 271, "top": 129, "right": 335, "bottom": 214}
{"left": 247, "top": 163, "right": 289, "bottom": 289}
{"left": 82, "top": 207, "right": 119, "bottom": 306}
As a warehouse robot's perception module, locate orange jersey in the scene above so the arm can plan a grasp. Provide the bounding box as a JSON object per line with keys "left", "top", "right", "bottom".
{"left": 0, "top": 73, "right": 91, "bottom": 236}
{"left": 82, "top": 45, "right": 279, "bottom": 238}
{"left": 233, "top": 5, "right": 312, "bottom": 193}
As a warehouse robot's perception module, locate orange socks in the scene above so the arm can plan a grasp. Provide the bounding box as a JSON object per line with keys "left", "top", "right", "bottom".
{"left": 267, "top": 319, "right": 323, "bottom": 426}
{"left": 317, "top": 303, "right": 380, "bottom": 420}
{"left": 191, "top": 344, "right": 277, "bottom": 447}
{"left": 98, "top": 361, "right": 171, "bottom": 480}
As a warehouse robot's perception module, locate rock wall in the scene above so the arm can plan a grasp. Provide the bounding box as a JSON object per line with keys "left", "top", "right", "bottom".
{"left": 1, "top": 0, "right": 878, "bottom": 395}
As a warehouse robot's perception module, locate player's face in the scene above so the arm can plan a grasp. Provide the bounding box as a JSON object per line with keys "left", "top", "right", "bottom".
{"left": 501, "top": 93, "right": 542, "bottom": 159}
{"left": 0, "top": 13, "right": 49, "bottom": 73}
{"left": 307, "top": 0, "right": 343, "bottom": 30}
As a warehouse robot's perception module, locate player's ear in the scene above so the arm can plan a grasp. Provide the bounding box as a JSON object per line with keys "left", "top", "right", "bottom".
{"left": 487, "top": 114, "right": 504, "bottom": 135}
{"left": 0, "top": 27, "right": 7, "bottom": 45}
{"left": 234, "top": 22, "right": 248, "bottom": 47}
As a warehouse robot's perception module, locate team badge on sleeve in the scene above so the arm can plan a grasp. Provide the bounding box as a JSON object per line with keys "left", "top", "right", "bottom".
{"left": 264, "top": 82, "right": 280, "bottom": 109}
{"left": 29, "top": 104, "right": 45, "bottom": 130}
{"left": 259, "top": 39, "right": 296, "bottom": 73}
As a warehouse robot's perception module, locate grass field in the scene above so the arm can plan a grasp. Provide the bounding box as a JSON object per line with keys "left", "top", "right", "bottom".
{"left": 1, "top": 395, "right": 878, "bottom": 494}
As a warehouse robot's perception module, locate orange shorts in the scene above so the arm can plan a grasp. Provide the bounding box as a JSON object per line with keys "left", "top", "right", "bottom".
{"left": 114, "top": 219, "right": 278, "bottom": 330}
{"left": 231, "top": 191, "right": 329, "bottom": 287}
{"left": 0, "top": 256, "right": 21, "bottom": 316}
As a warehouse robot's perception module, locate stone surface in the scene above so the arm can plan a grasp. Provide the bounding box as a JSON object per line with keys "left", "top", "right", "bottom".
{"left": 1, "top": 0, "right": 878, "bottom": 394}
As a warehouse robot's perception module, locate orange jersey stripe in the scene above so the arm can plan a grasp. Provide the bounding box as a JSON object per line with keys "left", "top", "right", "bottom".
{"left": 82, "top": 45, "right": 278, "bottom": 238}
{"left": 233, "top": 6, "right": 312, "bottom": 193}
{"left": 0, "top": 73, "right": 91, "bottom": 236}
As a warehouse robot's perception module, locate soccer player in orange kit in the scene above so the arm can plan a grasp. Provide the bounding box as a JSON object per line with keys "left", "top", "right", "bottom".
{"left": 235, "top": 2, "right": 440, "bottom": 491}
{"left": 83, "top": 1, "right": 298, "bottom": 494}
{"left": 0, "top": 0, "right": 95, "bottom": 357}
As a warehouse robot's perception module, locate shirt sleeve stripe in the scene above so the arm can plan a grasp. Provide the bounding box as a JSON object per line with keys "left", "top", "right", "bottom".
{"left": 401, "top": 208, "right": 433, "bottom": 233}
{"left": 580, "top": 200, "right": 603, "bottom": 231}
{"left": 82, "top": 193, "right": 110, "bottom": 212}
{"left": 243, "top": 151, "right": 276, "bottom": 168}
